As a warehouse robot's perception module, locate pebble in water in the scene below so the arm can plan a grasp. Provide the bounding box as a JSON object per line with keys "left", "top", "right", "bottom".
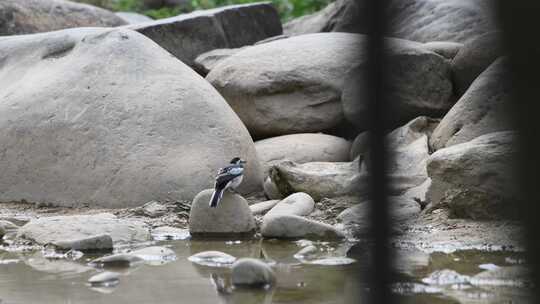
{"left": 307, "top": 257, "right": 356, "bottom": 266}
{"left": 89, "top": 254, "right": 144, "bottom": 268}
{"left": 478, "top": 263, "right": 500, "bottom": 271}
{"left": 422, "top": 269, "right": 471, "bottom": 286}
{"left": 151, "top": 227, "right": 190, "bottom": 241}
{"left": 293, "top": 245, "right": 318, "bottom": 260}
{"left": 188, "top": 251, "right": 236, "bottom": 267}
{"left": 231, "top": 258, "right": 276, "bottom": 287}
{"left": 88, "top": 271, "right": 120, "bottom": 286}
{"left": 129, "top": 246, "right": 177, "bottom": 265}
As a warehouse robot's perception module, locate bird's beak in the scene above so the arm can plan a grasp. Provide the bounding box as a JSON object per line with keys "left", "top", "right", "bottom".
{"left": 240, "top": 160, "right": 247, "bottom": 164}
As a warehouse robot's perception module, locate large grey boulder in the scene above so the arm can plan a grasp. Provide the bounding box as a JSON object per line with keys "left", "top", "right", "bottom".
{"left": 430, "top": 58, "right": 513, "bottom": 150}
{"left": 209, "top": 33, "right": 452, "bottom": 137}
{"left": 265, "top": 192, "right": 314, "bottom": 217}
{"left": 255, "top": 133, "right": 351, "bottom": 172}
{"left": 126, "top": 3, "right": 282, "bottom": 68}
{"left": 17, "top": 213, "right": 151, "bottom": 245}
{"left": 207, "top": 33, "right": 363, "bottom": 137}
{"left": 285, "top": 0, "right": 495, "bottom": 44}
{"left": 283, "top": 0, "right": 364, "bottom": 36}
{"left": 261, "top": 214, "right": 344, "bottom": 239}
{"left": 426, "top": 131, "right": 519, "bottom": 219}
{"left": 342, "top": 38, "right": 453, "bottom": 130}
{"left": 0, "top": 0, "right": 126, "bottom": 36}
{"left": 387, "top": 0, "right": 496, "bottom": 43}
{"left": 0, "top": 28, "right": 262, "bottom": 208}
{"left": 451, "top": 32, "right": 503, "bottom": 95}
{"left": 189, "top": 189, "right": 256, "bottom": 237}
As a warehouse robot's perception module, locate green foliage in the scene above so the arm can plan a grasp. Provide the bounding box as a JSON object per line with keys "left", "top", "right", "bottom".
{"left": 105, "top": 0, "right": 332, "bottom": 21}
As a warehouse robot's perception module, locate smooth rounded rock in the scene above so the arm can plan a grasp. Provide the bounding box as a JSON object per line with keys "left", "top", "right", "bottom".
{"left": 431, "top": 58, "right": 512, "bottom": 150}
{"left": 207, "top": 33, "right": 362, "bottom": 137}
{"left": 188, "top": 251, "right": 236, "bottom": 267}
{"left": 53, "top": 234, "right": 113, "bottom": 252}
{"left": 268, "top": 160, "right": 361, "bottom": 201}
{"left": 17, "top": 213, "right": 151, "bottom": 245}
{"left": 0, "top": 27, "right": 263, "bottom": 207}
{"left": 88, "top": 271, "right": 120, "bottom": 286}
{"left": 189, "top": 190, "right": 256, "bottom": 237}
{"left": 90, "top": 254, "right": 144, "bottom": 268}
{"left": 387, "top": 0, "right": 496, "bottom": 43}
{"left": 194, "top": 48, "right": 246, "bottom": 76}
{"left": 249, "top": 200, "right": 280, "bottom": 215}
{"left": 0, "top": 0, "right": 126, "bottom": 36}
{"left": 342, "top": 39, "right": 452, "bottom": 130}
{"left": 129, "top": 246, "right": 176, "bottom": 264}
{"left": 451, "top": 32, "right": 502, "bottom": 95}
{"left": 231, "top": 258, "right": 276, "bottom": 287}
{"left": 255, "top": 133, "right": 351, "bottom": 172}
{"left": 427, "top": 131, "right": 518, "bottom": 219}
{"left": 261, "top": 214, "right": 344, "bottom": 240}
{"left": 285, "top": 0, "right": 495, "bottom": 44}
{"left": 265, "top": 193, "right": 315, "bottom": 217}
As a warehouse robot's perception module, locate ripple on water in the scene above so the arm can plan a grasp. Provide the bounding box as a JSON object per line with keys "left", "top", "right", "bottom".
{"left": 305, "top": 257, "right": 356, "bottom": 266}
{"left": 188, "top": 251, "right": 236, "bottom": 267}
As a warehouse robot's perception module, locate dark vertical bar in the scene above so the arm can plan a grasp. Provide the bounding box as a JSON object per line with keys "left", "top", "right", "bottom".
{"left": 363, "top": 0, "right": 394, "bottom": 303}
{"left": 497, "top": 1, "right": 540, "bottom": 301}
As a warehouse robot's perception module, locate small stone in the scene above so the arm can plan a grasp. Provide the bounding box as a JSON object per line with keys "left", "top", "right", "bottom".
{"left": 231, "top": 258, "right": 276, "bottom": 287}
{"left": 53, "top": 234, "right": 113, "bottom": 252}
{"left": 265, "top": 193, "right": 314, "bottom": 217}
{"left": 88, "top": 271, "right": 120, "bottom": 286}
{"left": 261, "top": 215, "right": 344, "bottom": 240}
{"left": 89, "top": 254, "right": 143, "bottom": 268}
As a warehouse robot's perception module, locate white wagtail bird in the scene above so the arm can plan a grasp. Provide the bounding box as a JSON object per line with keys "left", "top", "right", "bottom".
{"left": 209, "top": 157, "right": 246, "bottom": 208}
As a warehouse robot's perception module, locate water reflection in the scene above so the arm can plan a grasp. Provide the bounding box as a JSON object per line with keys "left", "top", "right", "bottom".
{"left": 0, "top": 237, "right": 533, "bottom": 304}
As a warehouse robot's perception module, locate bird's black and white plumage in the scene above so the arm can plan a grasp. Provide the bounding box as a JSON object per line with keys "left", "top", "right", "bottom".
{"left": 209, "top": 157, "right": 246, "bottom": 208}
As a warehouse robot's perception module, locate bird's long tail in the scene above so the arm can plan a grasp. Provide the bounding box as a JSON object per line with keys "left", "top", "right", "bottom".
{"left": 209, "top": 187, "right": 225, "bottom": 208}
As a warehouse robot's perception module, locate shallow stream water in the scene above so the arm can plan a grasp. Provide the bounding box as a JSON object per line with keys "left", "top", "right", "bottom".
{"left": 0, "top": 235, "right": 532, "bottom": 304}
